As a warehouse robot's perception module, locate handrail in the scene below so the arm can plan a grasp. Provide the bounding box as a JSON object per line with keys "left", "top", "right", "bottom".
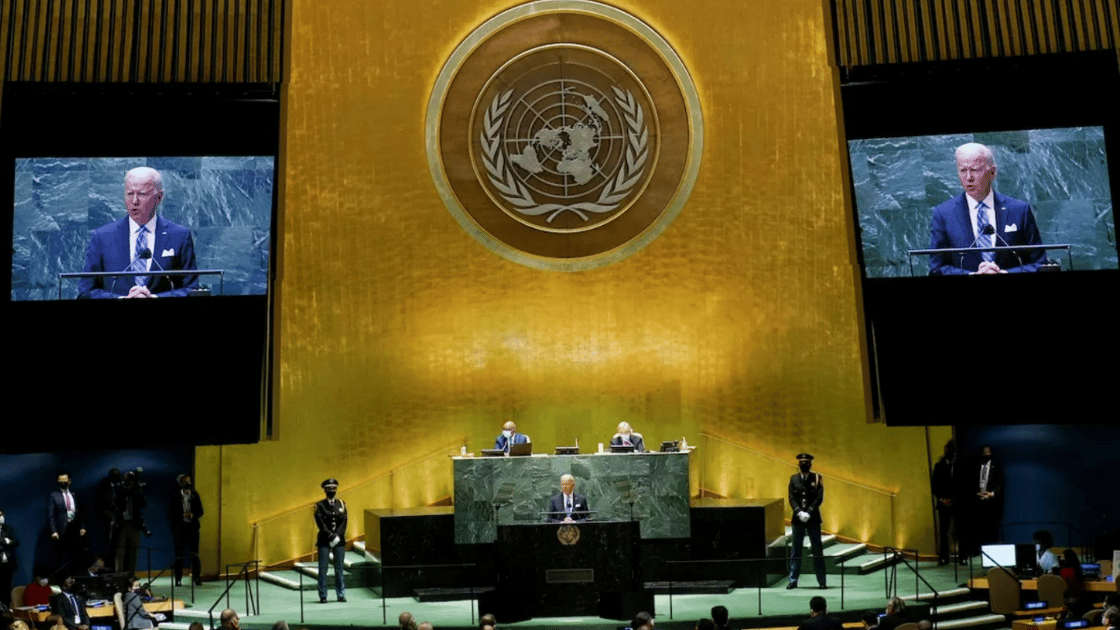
{"left": 251, "top": 437, "right": 468, "bottom": 526}
{"left": 663, "top": 556, "right": 845, "bottom": 617}
{"left": 207, "top": 561, "right": 259, "bottom": 626}
{"left": 977, "top": 548, "right": 1021, "bottom": 586}
{"left": 883, "top": 546, "right": 938, "bottom": 610}
{"left": 699, "top": 432, "right": 896, "bottom": 497}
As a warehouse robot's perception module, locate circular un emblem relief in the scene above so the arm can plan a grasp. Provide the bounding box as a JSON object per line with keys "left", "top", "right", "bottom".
{"left": 557, "top": 524, "right": 581, "bottom": 546}
{"left": 427, "top": 0, "right": 703, "bottom": 271}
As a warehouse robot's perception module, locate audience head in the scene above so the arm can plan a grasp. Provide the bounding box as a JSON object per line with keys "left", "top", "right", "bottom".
{"left": 711, "top": 605, "right": 729, "bottom": 626}
{"left": 271, "top": 622, "right": 290, "bottom": 630}
{"left": 887, "top": 596, "right": 906, "bottom": 615}
{"left": 917, "top": 621, "right": 932, "bottom": 630}
{"left": 188, "top": 623, "right": 205, "bottom": 630}
{"left": 695, "top": 620, "right": 715, "bottom": 630}
{"left": 399, "top": 612, "right": 417, "bottom": 630}
{"left": 1033, "top": 530, "right": 1054, "bottom": 550}
{"left": 10, "top": 621, "right": 31, "bottom": 630}
{"left": 417, "top": 623, "right": 433, "bottom": 630}
{"left": 631, "top": 611, "right": 654, "bottom": 630}
{"left": 1060, "top": 549, "right": 1083, "bottom": 579}
{"left": 219, "top": 609, "right": 240, "bottom": 630}
{"left": 478, "top": 614, "right": 496, "bottom": 629}
{"left": 810, "top": 596, "right": 828, "bottom": 614}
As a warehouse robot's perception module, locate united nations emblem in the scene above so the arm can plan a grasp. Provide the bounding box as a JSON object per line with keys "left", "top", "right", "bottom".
{"left": 427, "top": 0, "right": 702, "bottom": 270}
{"left": 556, "top": 524, "right": 581, "bottom": 546}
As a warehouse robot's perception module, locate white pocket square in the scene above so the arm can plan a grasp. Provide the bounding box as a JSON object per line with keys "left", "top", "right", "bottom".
{"left": 161, "top": 248, "right": 176, "bottom": 257}
{"left": 1004, "top": 223, "right": 1018, "bottom": 232}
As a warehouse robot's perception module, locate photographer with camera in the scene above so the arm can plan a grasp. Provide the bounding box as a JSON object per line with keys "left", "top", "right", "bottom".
{"left": 114, "top": 469, "right": 151, "bottom": 574}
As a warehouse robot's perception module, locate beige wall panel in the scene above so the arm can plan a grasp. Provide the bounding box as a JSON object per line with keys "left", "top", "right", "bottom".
{"left": 198, "top": 0, "right": 948, "bottom": 569}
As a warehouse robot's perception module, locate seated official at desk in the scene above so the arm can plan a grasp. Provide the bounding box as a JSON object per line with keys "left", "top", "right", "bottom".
{"left": 122, "top": 577, "right": 163, "bottom": 630}
{"left": 51, "top": 577, "right": 90, "bottom": 630}
{"left": 546, "top": 474, "right": 590, "bottom": 523}
{"left": 610, "top": 421, "right": 645, "bottom": 452}
{"left": 494, "top": 421, "right": 530, "bottom": 452}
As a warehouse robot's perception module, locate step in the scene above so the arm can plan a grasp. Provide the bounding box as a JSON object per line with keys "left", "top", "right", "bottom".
{"left": 172, "top": 609, "right": 213, "bottom": 619}
{"left": 934, "top": 601, "right": 991, "bottom": 620}
{"left": 901, "top": 586, "right": 971, "bottom": 603}
{"left": 934, "top": 614, "right": 1006, "bottom": 630}
{"left": 352, "top": 540, "right": 379, "bottom": 563}
{"left": 259, "top": 570, "right": 318, "bottom": 591}
{"left": 293, "top": 561, "right": 365, "bottom": 583}
{"left": 413, "top": 586, "right": 494, "bottom": 602}
{"left": 839, "top": 550, "right": 901, "bottom": 574}
{"left": 643, "top": 580, "right": 736, "bottom": 595}
{"left": 783, "top": 526, "right": 840, "bottom": 550}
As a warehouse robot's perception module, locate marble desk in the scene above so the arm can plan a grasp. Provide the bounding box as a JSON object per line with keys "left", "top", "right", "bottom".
{"left": 453, "top": 451, "right": 691, "bottom": 544}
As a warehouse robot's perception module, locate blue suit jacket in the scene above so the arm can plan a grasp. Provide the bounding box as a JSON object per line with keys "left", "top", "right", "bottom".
{"left": 78, "top": 216, "right": 199, "bottom": 298}
{"left": 546, "top": 492, "right": 589, "bottom": 522}
{"left": 929, "top": 192, "right": 1047, "bottom": 275}
{"left": 493, "top": 432, "right": 530, "bottom": 451}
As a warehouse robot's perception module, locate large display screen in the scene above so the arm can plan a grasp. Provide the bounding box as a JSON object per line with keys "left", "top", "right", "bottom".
{"left": 849, "top": 127, "right": 1116, "bottom": 278}
{"left": 12, "top": 156, "right": 274, "bottom": 300}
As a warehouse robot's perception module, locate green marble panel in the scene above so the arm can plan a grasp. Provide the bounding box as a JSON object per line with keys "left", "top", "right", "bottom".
{"left": 453, "top": 451, "right": 690, "bottom": 544}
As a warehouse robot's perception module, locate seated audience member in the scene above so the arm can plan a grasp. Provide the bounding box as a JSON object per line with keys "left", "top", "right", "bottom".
{"left": 271, "top": 623, "right": 289, "bottom": 630}
{"left": 1057, "top": 590, "right": 1092, "bottom": 620}
{"left": 916, "top": 622, "right": 932, "bottom": 630}
{"left": 1033, "top": 531, "right": 1059, "bottom": 574}
{"left": 712, "top": 605, "right": 732, "bottom": 630}
{"left": 1058, "top": 549, "right": 1084, "bottom": 585}
{"left": 187, "top": 623, "right": 205, "bottom": 630}
{"left": 797, "top": 596, "right": 842, "bottom": 630}
{"left": 217, "top": 609, "right": 239, "bottom": 630}
{"left": 24, "top": 568, "right": 54, "bottom": 606}
{"left": 877, "top": 597, "right": 908, "bottom": 630}
{"left": 122, "top": 577, "right": 162, "bottom": 630}
{"left": 50, "top": 577, "right": 89, "bottom": 630}
{"left": 399, "top": 612, "right": 418, "bottom": 630}
{"left": 478, "top": 614, "right": 496, "bottom": 630}
{"left": 417, "top": 623, "right": 433, "bottom": 630}
{"left": 610, "top": 422, "right": 646, "bottom": 452}
{"left": 629, "top": 611, "right": 654, "bottom": 630}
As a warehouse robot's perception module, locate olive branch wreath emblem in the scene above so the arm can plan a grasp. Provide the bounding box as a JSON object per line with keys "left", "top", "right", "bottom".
{"left": 480, "top": 86, "right": 649, "bottom": 223}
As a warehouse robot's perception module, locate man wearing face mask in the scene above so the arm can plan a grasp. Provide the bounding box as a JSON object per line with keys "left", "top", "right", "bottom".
{"left": 494, "top": 422, "right": 530, "bottom": 453}
{"left": 314, "top": 479, "right": 348, "bottom": 604}
{"left": 51, "top": 577, "right": 90, "bottom": 630}
{"left": 0, "top": 509, "right": 17, "bottom": 601}
{"left": 169, "top": 474, "right": 205, "bottom": 586}
{"left": 48, "top": 473, "right": 87, "bottom": 573}
{"left": 963, "top": 445, "right": 1003, "bottom": 557}
{"left": 787, "top": 453, "right": 827, "bottom": 590}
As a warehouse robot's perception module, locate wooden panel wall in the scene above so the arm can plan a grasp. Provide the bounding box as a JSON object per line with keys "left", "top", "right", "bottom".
{"left": 1, "top": 0, "right": 284, "bottom": 81}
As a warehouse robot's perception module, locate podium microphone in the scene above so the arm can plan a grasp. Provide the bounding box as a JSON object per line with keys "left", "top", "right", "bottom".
{"left": 983, "top": 224, "right": 1023, "bottom": 271}
{"left": 141, "top": 248, "right": 175, "bottom": 293}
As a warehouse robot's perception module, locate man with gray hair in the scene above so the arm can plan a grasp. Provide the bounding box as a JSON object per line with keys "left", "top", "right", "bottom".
{"left": 79, "top": 166, "right": 198, "bottom": 298}
{"left": 928, "top": 142, "right": 1047, "bottom": 276}
{"left": 546, "top": 474, "right": 590, "bottom": 522}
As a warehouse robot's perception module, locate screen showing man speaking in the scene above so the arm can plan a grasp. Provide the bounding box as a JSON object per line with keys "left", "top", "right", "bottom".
{"left": 848, "top": 127, "right": 1117, "bottom": 278}
{"left": 11, "top": 156, "right": 274, "bottom": 300}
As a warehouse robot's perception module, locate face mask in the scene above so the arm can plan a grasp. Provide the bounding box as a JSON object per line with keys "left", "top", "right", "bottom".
{"left": 799, "top": 462, "right": 812, "bottom": 473}
{"left": 326, "top": 490, "right": 337, "bottom": 499}
{"left": 502, "top": 430, "right": 513, "bottom": 438}
{"left": 39, "top": 579, "right": 48, "bottom": 586}
{"left": 182, "top": 483, "right": 192, "bottom": 490}
{"left": 1036, "top": 544, "right": 1042, "bottom": 552}
{"left": 59, "top": 482, "right": 70, "bottom": 490}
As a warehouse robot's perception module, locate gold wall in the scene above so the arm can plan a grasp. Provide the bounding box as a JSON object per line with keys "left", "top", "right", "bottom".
{"left": 195, "top": 0, "right": 952, "bottom": 572}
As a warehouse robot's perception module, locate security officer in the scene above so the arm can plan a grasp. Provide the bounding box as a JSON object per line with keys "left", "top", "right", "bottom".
{"left": 787, "top": 452, "right": 826, "bottom": 589}
{"left": 314, "top": 478, "right": 348, "bottom": 603}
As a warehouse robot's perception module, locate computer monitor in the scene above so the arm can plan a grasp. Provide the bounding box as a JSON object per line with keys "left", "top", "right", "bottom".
{"left": 980, "top": 543, "right": 1017, "bottom": 568}
{"left": 610, "top": 444, "right": 636, "bottom": 453}
{"left": 508, "top": 442, "right": 532, "bottom": 457}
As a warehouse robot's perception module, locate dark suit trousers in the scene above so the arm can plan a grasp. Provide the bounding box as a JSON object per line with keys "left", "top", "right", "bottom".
{"left": 937, "top": 504, "right": 956, "bottom": 561}
{"left": 173, "top": 524, "right": 201, "bottom": 581}
{"left": 789, "top": 522, "right": 826, "bottom": 585}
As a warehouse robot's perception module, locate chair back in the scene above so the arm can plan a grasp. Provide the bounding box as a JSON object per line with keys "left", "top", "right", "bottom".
{"left": 1037, "top": 573, "right": 1066, "bottom": 608}
{"left": 113, "top": 592, "right": 126, "bottom": 630}
{"left": 895, "top": 623, "right": 919, "bottom": 630}
{"left": 988, "top": 566, "right": 1022, "bottom": 615}
{"left": 11, "top": 584, "right": 25, "bottom": 608}
{"left": 1081, "top": 609, "right": 1103, "bottom": 625}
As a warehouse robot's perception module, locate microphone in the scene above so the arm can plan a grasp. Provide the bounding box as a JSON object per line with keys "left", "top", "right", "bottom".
{"left": 960, "top": 226, "right": 989, "bottom": 271}
{"left": 985, "top": 224, "right": 1023, "bottom": 271}
{"left": 143, "top": 248, "right": 175, "bottom": 294}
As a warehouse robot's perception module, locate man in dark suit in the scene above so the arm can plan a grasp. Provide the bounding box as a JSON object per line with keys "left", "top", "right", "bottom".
{"left": 929, "top": 142, "right": 1047, "bottom": 276}
{"left": 610, "top": 421, "right": 646, "bottom": 452}
{"left": 930, "top": 440, "right": 960, "bottom": 565}
{"left": 788, "top": 453, "right": 826, "bottom": 589}
{"left": 796, "top": 596, "right": 843, "bottom": 630}
{"left": 170, "top": 474, "right": 205, "bottom": 586}
{"left": 960, "top": 445, "right": 1004, "bottom": 557}
{"left": 49, "top": 472, "right": 88, "bottom": 574}
{"left": 546, "top": 474, "right": 590, "bottom": 522}
{"left": 313, "top": 478, "right": 348, "bottom": 604}
{"left": 51, "top": 577, "right": 90, "bottom": 630}
{"left": 494, "top": 421, "right": 530, "bottom": 452}
{"left": 78, "top": 167, "right": 198, "bottom": 299}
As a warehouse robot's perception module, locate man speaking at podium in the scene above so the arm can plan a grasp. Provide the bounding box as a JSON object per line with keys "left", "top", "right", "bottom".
{"left": 78, "top": 167, "right": 198, "bottom": 298}
{"left": 547, "top": 474, "right": 590, "bottom": 523}
{"left": 928, "top": 143, "right": 1047, "bottom": 276}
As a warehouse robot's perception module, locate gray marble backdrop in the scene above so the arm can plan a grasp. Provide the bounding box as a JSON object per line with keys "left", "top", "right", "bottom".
{"left": 12, "top": 156, "right": 274, "bottom": 300}
{"left": 849, "top": 128, "right": 1116, "bottom": 277}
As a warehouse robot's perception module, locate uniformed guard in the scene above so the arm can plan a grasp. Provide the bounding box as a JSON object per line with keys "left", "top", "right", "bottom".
{"left": 787, "top": 453, "right": 826, "bottom": 589}
{"left": 314, "top": 478, "right": 347, "bottom": 603}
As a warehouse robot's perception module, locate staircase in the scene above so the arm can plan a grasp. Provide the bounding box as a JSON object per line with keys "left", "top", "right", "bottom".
{"left": 899, "top": 586, "right": 1007, "bottom": 630}
{"left": 258, "top": 545, "right": 376, "bottom": 593}
{"left": 769, "top": 526, "right": 902, "bottom": 577}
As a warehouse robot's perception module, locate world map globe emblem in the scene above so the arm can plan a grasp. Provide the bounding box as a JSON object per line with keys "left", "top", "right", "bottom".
{"left": 427, "top": 0, "right": 702, "bottom": 270}
{"left": 476, "top": 50, "right": 658, "bottom": 233}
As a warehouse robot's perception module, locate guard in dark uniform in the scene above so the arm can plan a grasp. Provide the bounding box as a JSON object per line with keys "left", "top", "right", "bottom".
{"left": 788, "top": 453, "right": 826, "bottom": 589}
{"left": 314, "top": 478, "right": 348, "bottom": 603}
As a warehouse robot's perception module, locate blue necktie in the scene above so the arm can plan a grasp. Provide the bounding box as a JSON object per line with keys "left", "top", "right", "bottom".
{"left": 976, "top": 202, "right": 994, "bottom": 263}
{"left": 131, "top": 225, "right": 149, "bottom": 285}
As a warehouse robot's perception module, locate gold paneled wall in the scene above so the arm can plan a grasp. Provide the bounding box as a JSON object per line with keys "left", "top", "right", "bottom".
{"left": 193, "top": 0, "right": 950, "bottom": 570}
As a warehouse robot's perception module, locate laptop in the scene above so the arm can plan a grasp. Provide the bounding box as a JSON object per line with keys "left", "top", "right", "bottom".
{"left": 509, "top": 442, "right": 532, "bottom": 456}
{"left": 610, "top": 444, "right": 636, "bottom": 453}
